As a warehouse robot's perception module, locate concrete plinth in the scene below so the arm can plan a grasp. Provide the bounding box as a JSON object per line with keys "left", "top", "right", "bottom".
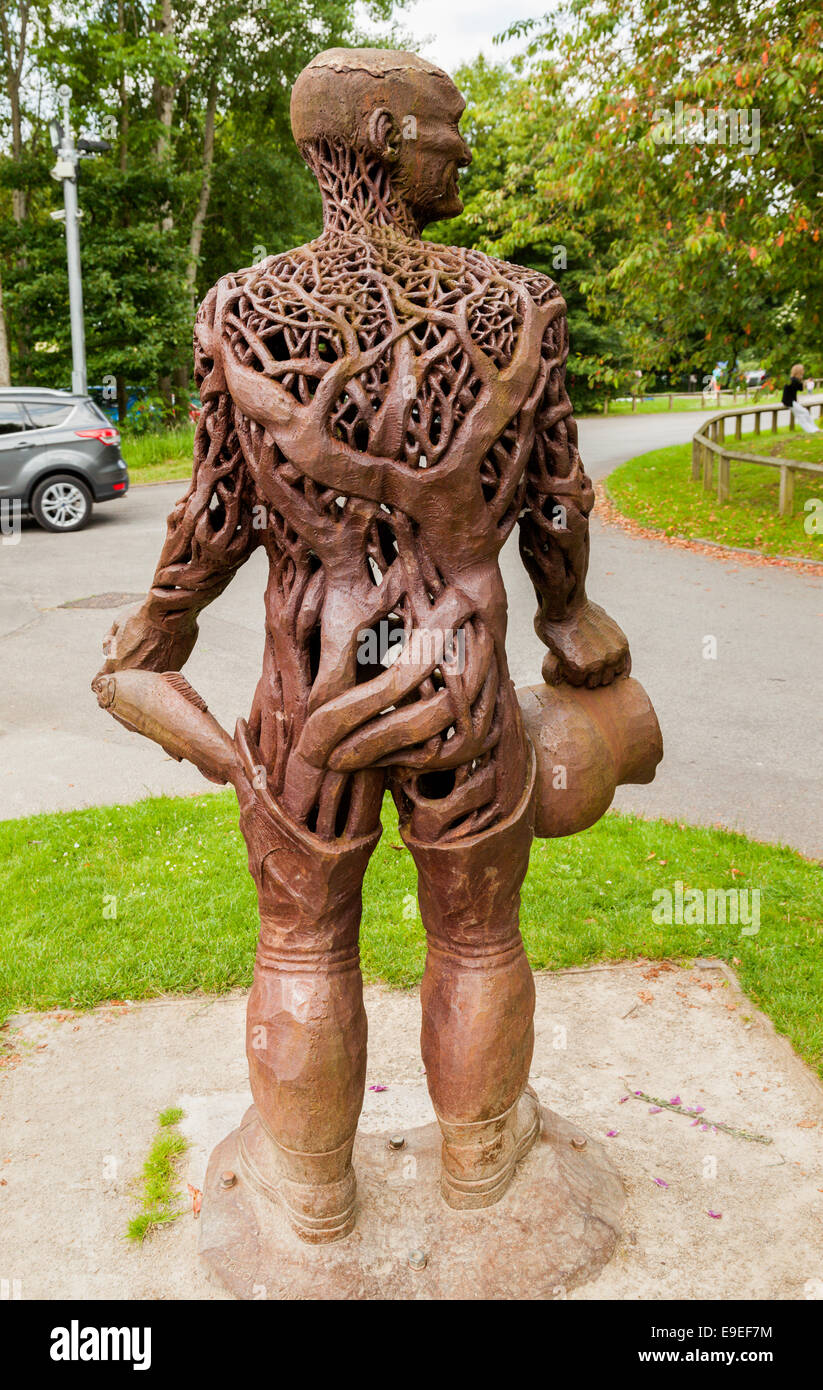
{"left": 199, "top": 1103, "right": 625, "bottom": 1300}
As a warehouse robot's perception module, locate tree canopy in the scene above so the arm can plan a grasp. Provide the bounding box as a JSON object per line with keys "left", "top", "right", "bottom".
{"left": 1, "top": 0, "right": 820, "bottom": 406}
{"left": 434, "top": 0, "right": 822, "bottom": 402}
{"left": 0, "top": 0, "right": 403, "bottom": 395}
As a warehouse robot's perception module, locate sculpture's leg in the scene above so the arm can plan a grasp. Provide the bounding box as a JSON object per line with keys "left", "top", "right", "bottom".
{"left": 236, "top": 784, "right": 381, "bottom": 1244}
{"left": 398, "top": 750, "right": 539, "bottom": 1209}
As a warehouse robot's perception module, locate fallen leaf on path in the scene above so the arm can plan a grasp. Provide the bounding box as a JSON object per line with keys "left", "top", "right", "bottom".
{"left": 188, "top": 1184, "right": 202, "bottom": 1218}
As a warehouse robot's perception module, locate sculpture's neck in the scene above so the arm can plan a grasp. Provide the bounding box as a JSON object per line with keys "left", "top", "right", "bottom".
{"left": 305, "top": 139, "right": 421, "bottom": 239}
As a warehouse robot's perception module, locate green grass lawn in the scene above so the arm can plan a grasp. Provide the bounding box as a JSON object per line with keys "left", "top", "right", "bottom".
{"left": 1, "top": 792, "right": 821, "bottom": 1076}
{"left": 607, "top": 428, "right": 823, "bottom": 560}
{"left": 603, "top": 393, "right": 777, "bottom": 417}
{"left": 120, "top": 426, "right": 195, "bottom": 487}
{"left": 743, "top": 424, "right": 823, "bottom": 468}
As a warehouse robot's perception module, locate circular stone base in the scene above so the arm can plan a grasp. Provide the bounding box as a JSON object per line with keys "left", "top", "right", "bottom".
{"left": 199, "top": 1105, "right": 625, "bottom": 1300}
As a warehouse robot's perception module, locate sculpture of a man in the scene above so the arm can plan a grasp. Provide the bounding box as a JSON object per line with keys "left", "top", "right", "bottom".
{"left": 95, "top": 49, "right": 632, "bottom": 1245}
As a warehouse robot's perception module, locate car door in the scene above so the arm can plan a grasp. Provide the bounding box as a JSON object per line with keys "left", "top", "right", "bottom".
{"left": 0, "top": 401, "right": 34, "bottom": 500}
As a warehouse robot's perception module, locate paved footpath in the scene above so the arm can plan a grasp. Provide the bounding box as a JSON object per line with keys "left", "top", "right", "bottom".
{"left": 1, "top": 409, "right": 821, "bottom": 857}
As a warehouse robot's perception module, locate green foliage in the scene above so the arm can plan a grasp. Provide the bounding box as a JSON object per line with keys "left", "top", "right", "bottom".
{"left": 500, "top": 1, "right": 822, "bottom": 383}
{"left": 0, "top": 0, "right": 404, "bottom": 391}
{"left": 425, "top": 3, "right": 822, "bottom": 410}
{"left": 119, "top": 424, "right": 194, "bottom": 484}
{"left": 2, "top": 2, "right": 818, "bottom": 410}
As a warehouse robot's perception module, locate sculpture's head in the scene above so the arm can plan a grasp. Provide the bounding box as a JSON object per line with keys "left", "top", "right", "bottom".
{"left": 291, "top": 48, "right": 472, "bottom": 231}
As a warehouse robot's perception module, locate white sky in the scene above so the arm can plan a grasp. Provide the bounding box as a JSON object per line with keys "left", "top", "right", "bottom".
{"left": 359, "top": 0, "right": 548, "bottom": 75}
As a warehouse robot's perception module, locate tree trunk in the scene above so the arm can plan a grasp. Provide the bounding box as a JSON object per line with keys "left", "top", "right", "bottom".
{"left": 0, "top": 270, "right": 11, "bottom": 386}
{"left": 0, "top": 3, "right": 31, "bottom": 373}
{"left": 153, "top": 0, "right": 175, "bottom": 162}
{"left": 186, "top": 78, "right": 218, "bottom": 320}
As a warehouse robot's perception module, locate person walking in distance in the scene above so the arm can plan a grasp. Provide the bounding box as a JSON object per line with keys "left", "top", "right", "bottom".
{"left": 783, "top": 362, "right": 819, "bottom": 433}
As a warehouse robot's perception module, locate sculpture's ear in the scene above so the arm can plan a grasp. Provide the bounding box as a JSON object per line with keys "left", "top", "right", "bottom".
{"left": 367, "top": 106, "right": 401, "bottom": 162}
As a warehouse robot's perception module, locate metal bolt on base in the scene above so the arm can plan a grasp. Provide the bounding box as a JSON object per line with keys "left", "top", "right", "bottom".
{"left": 408, "top": 1249, "right": 427, "bottom": 1270}
{"left": 388, "top": 1134, "right": 406, "bottom": 1150}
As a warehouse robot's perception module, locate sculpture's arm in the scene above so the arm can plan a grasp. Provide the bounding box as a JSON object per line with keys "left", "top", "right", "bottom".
{"left": 517, "top": 345, "right": 630, "bottom": 687}
{"left": 96, "top": 287, "right": 261, "bottom": 677}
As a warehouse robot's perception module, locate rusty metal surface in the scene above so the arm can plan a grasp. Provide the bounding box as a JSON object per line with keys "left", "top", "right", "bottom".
{"left": 518, "top": 676, "right": 663, "bottom": 837}
{"left": 199, "top": 1104, "right": 626, "bottom": 1300}
{"left": 92, "top": 46, "right": 659, "bottom": 1267}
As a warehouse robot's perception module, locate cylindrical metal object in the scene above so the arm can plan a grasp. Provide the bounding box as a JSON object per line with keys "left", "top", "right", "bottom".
{"left": 517, "top": 676, "right": 663, "bottom": 839}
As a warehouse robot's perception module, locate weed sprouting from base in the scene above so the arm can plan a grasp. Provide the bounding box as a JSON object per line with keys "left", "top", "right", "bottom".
{"left": 127, "top": 1107, "right": 189, "bottom": 1242}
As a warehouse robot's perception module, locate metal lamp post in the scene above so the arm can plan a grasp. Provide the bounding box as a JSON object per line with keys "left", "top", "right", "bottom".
{"left": 49, "top": 86, "right": 110, "bottom": 396}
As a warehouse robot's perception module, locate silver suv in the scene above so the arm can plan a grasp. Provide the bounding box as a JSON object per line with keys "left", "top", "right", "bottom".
{"left": 0, "top": 388, "right": 129, "bottom": 532}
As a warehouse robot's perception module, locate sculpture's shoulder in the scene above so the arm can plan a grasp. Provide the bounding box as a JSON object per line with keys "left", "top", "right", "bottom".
{"left": 198, "top": 243, "right": 320, "bottom": 327}
{"left": 421, "top": 240, "right": 564, "bottom": 311}
{"left": 193, "top": 244, "right": 322, "bottom": 375}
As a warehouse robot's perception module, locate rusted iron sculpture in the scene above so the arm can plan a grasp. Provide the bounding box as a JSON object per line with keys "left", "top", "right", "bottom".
{"left": 94, "top": 48, "right": 661, "bottom": 1297}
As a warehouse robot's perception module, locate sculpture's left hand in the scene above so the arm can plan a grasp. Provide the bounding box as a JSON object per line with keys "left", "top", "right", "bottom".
{"left": 539, "top": 600, "right": 631, "bottom": 688}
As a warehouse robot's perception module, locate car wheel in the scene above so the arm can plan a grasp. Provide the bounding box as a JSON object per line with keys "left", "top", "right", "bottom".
{"left": 31, "top": 475, "right": 93, "bottom": 533}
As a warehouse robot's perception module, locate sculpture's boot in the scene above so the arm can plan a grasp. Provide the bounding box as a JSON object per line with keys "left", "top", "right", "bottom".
{"left": 237, "top": 784, "right": 380, "bottom": 1244}
{"left": 400, "top": 749, "right": 539, "bottom": 1210}
{"left": 437, "top": 1086, "right": 541, "bottom": 1209}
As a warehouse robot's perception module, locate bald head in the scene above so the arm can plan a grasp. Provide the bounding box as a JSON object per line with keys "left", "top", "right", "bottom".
{"left": 290, "top": 48, "right": 471, "bottom": 231}
{"left": 291, "top": 49, "right": 459, "bottom": 151}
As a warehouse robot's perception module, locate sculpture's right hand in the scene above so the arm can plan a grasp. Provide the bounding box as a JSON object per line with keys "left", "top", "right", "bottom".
{"left": 94, "top": 602, "right": 197, "bottom": 682}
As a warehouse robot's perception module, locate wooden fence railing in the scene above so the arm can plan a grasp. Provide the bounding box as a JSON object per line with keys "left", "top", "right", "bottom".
{"left": 691, "top": 397, "right": 823, "bottom": 516}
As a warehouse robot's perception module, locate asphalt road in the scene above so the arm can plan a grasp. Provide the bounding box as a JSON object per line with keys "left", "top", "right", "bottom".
{"left": 2, "top": 407, "right": 821, "bottom": 858}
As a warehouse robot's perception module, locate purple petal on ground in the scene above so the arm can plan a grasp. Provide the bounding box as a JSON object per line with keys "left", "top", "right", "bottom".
{"left": 619, "top": 1096, "right": 630, "bottom": 1103}
{"left": 670, "top": 1095, "right": 682, "bottom": 1105}
{"left": 653, "top": 1178, "right": 669, "bottom": 1188}
{"left": 701, "top": 1123, "right": 709, "bottom": 1131}
{"left": 707, "top": 1210, "right": 722, "bottom": 1219}
{"left": 694, "top": 1106, "right": 705, "bottom": 1113}
{"left": 368, "top": 1084, "right": 388, "bottom": 1092}
{"left": 635, "top": 1090, "right": 642, "bottom": 1095}
{"left": 691, "top": 1119, "right": 700, "bottom": 1126}
{"left": 606, "top": 1130, "right": 619, "bottom": 1137}
{"left": 649, "top": 1106, "right": 662, "bottom": 1114}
